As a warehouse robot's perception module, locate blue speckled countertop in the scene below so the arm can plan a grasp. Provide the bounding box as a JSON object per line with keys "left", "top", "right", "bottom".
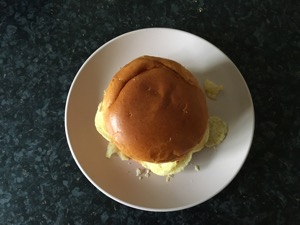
{"left": 1, "top": 0, "right": 299, "bottom": 224}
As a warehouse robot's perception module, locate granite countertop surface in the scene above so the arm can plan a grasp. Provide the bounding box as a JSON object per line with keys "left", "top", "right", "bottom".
{"left": 1, "top": 0, "right": 299, "bottom": 224}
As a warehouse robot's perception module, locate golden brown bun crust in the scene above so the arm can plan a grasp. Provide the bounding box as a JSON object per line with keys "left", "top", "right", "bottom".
{"left": 100, "top": 56, "right": 208, "bottom": 163}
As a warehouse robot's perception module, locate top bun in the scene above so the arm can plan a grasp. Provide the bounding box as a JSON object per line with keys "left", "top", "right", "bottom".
{"left": 98, "top": 56, "right": 208, "bottom": 163}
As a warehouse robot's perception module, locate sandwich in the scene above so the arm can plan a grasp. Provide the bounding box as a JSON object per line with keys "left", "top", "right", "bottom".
{"left": 95, "top": 55, "right": 226, "bottom": 176}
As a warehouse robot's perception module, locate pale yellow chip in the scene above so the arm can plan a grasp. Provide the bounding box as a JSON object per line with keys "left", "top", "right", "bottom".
{"left": 106, "top": 142, "right": 118, "bottom": 158}
{"left": 95, "top": 102, "right": 111, "bottom": 141}
{"left": 205, "top": 116, "right": 228, "bottom": 148}
{"left": 106, "top": 142, "right": 129, "bottom": 160}
{"left": 204, "top": 79, "right": 224, "bottom": 99}
{"left": 140, "top": 152, "right": 192, "bottom": 176}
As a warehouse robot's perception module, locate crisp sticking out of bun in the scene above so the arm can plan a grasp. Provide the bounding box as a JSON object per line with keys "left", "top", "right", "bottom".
{"left": 96, "top": 56, "right": 208, "bottom": 163}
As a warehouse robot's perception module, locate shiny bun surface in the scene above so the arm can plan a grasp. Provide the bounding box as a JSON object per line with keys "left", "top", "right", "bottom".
{"left": 98, "top": 56, "right": 208, "bottom": 163}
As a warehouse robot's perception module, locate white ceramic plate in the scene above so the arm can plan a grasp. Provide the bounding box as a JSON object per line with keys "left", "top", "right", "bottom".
{"left": 65, "top": 28, "right": 254, "bottom": 212}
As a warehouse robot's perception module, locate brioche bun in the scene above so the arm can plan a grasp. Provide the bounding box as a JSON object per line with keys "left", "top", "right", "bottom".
{"left": 95, "top": 56, "right": 208, "bottom": 163}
